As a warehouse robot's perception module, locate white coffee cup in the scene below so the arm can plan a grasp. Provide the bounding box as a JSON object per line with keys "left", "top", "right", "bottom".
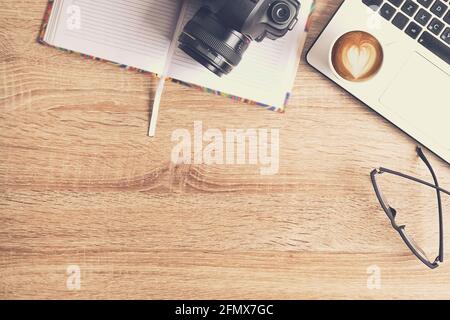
{"left": 329, "top": 30, "right": 384, "bottom": 83}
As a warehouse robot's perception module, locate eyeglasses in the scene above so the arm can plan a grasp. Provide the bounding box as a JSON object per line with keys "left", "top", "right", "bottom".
{"left": 371, "top": 147, "right": 450, "bottom": 269}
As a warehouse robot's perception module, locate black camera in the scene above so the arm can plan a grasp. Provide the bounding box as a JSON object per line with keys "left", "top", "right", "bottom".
{"left": 178, "top": 0, "right": 301, "bottom": 77}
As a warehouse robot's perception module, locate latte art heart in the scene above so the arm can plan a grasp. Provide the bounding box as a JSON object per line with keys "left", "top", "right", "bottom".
{"left": 345, "top": 44, "right": 375, "bottom": 78}
{"left": 331, "top": 31, "right": 383, "bottom": 82}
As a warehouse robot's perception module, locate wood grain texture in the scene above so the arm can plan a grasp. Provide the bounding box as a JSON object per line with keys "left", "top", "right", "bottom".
{"left": 1, "top": 0, "right": 450, "bottom": 300}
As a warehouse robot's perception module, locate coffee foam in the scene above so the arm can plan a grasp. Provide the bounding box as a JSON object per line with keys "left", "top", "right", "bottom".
{"left": 331, "top": 31, "right": 383, "bottom": 82}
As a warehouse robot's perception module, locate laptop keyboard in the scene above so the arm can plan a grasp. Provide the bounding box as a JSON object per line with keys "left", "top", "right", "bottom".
{"left": 362, "top": 0, "right": 450, "bottom": 64}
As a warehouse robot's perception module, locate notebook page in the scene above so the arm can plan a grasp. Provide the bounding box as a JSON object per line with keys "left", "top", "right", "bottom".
{"left": 168, "top": 0, "right": 312, "bottom": 108}
{"left": 45, "top": 0, "right": 181, "bottom": 74}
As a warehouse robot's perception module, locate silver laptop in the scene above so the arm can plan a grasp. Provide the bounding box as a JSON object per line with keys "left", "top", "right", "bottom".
{"left": 307, "top": 0, "right": 449, "bottom": 164}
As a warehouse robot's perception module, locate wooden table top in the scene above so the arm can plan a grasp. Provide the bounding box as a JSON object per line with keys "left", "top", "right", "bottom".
{"left": 1, "top": 0, "right": 449, "bottom": 299}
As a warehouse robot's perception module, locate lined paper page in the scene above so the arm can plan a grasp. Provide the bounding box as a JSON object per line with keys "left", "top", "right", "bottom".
{"left": 168, "top": 0, "right": 312, "bottom": 108}
{"left": 47, "top": 0, "right": 181, "bottom": 74}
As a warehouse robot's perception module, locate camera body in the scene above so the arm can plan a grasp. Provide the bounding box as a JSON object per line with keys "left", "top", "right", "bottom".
{"left": 178, "top": 0, "right": 301, "bottom": 77}
{"left": 207, "top": 0, "right": 300, "bottom": 42}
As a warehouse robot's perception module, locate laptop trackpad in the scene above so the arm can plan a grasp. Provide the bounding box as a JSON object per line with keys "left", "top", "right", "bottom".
{"left": 380, "top": 53, "right": 449, "bottom": 149}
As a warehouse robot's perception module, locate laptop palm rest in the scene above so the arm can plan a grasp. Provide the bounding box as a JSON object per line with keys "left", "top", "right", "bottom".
{"left": 380, "top": 53, "right": 450, "bottom": 151}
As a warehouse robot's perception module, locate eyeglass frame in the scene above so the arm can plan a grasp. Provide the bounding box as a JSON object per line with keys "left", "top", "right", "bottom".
{"left": 371, "top": 147, "right": 450, "bottom": 269}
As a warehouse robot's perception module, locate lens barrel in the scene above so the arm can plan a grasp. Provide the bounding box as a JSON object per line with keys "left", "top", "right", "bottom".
{"left": 178, "top": 7, "right": 250, "bottom": 77}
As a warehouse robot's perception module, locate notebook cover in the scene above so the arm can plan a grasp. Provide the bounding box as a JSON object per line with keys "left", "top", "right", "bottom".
{"left": 38, "top": 0, "right": 316, "bottom": 112}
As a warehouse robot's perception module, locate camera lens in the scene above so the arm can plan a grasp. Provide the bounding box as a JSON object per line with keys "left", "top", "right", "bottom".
{"left": 178, "top": 7, "right": 250, "bottom": 77}
{"left": 270, "top": 2, "right": 292, "bottom": 24}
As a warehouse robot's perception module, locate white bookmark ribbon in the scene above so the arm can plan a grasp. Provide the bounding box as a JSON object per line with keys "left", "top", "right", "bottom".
{"left": 148, "top": 1, "right": 189, "bottom": 137}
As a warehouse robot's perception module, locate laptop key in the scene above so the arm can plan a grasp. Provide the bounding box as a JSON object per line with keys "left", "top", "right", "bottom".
{"left": 414, "top": 8, "right": 432, "bottom": 26}
{"left": 392, "top": 11, "right": 410, "bottom": 29}
{"left": 401, "top": 0, "right": 419, "bottom": 16}
{"left": 417, "top": 0, "right": 434, "bottom": 8}
{"left": 430, "top": 0, "right": 448, "bottom": 18}
{"left": 443, "top": 10, "right": 450, "bottom": 24}
{"left": 428, "top": 18, "right": 445, "bottom": 35}
{"left": 441, "top": 27, "right": 450, "bottom": 45}
{"left": 362, "top": 0, "right": 383, "bottom": 10}
{"left": 388, "top": 0, "right": 404, "bottom": 7}
{"left": 418, "top": 31, "right": 450, "bottom": 64}
{"left": 380, "top": 3, "right": 397, "bottom": 20}
{"left": 405, "top": 21, "right": 422, "bottom": 38}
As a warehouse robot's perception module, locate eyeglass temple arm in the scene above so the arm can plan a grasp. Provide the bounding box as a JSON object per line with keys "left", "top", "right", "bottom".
{"left": 377, "top": 168, "right": 450, "bottom": 196}
{"left": 416, "top": 147, "right": 444, "bottom": 263}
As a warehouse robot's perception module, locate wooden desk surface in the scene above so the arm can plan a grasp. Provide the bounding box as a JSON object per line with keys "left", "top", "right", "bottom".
{"left": 1, "top": 0, "right": 450, "bottom": 300}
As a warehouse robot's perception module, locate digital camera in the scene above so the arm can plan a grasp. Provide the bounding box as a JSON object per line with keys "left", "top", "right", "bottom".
{"left": 178, "top": 0, "right": 301, "bottom": 77}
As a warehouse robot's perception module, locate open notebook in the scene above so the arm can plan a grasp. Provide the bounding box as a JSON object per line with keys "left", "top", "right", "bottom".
{"left": 40, "top": 0, "right": 315, "bottom": 111}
